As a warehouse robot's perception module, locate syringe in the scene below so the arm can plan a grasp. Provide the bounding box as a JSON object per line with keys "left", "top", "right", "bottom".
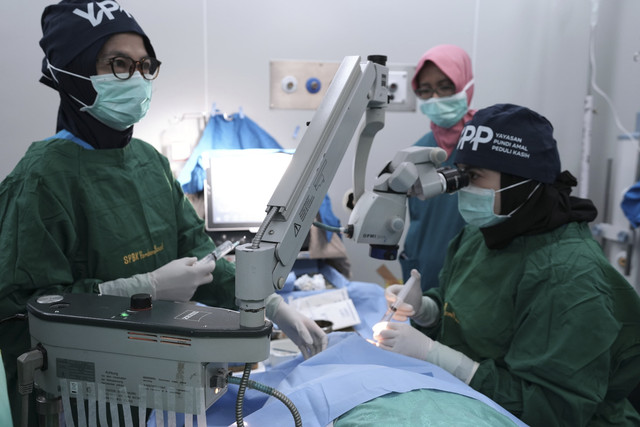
{"left": 197, "top": 240, "right": 241, "bottom": 265}
{"left": 380, "top": 269, "right": 421, "bottom": 323}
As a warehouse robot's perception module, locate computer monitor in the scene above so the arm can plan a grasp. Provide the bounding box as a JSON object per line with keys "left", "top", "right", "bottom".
{"left": 203, "top": 149, "right": 294, "bottom": 245}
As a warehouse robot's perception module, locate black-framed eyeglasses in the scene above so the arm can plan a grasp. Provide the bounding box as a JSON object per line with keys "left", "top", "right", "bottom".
{"left": 414, "top": 84, "right": 456, "bottom": 100}
{"left": 101, "top": 56, "right": 162, "bottom": 80}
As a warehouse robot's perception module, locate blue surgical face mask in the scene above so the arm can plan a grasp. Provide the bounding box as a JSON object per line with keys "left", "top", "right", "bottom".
{"left": 457, "top": 179, "right": 536, "bottom": 228}
{"left": 418, "top": 79, "right": 474, "bottom": 128}
{"left": 47, "top": 62, "right": 152, "bottom": 131}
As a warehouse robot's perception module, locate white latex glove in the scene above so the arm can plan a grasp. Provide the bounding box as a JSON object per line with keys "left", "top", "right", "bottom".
{"left": 384, "top": 283, "right": 423, "bottom": 321}
{"left": 100, "top": 257, "right": 217, "bottom": 301}
{"left": 384, "top": 285, "right": 439, "bottom": 327}
{"left": 374, "top": 322, "right": 432, "bottom": 359}
{"left": 374, "top": 322, "right": 479, "bottom": 384}
{"left": 99, "top": 274, "right": 155, "bottom": 298}
{"left": 150, "top": 257, "right": 216, "bottom": 301}
{"left": 265, "top": 294, "right": 328, "bottom": 359}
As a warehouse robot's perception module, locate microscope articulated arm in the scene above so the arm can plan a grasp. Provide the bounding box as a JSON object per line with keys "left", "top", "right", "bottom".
{"left": 234, "top": 55, "right": 390, "bottom": 328}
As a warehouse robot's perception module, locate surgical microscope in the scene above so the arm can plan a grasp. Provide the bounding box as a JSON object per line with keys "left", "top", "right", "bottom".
{"left": 18, "top": 55, "right": 468, "bottom": 427}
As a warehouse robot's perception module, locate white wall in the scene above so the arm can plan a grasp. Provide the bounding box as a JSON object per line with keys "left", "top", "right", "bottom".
{"left": 1, "top": 0, "right": 638, "bottom": 286}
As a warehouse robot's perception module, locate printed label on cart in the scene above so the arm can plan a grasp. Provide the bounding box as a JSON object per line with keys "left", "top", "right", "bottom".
{"left": 175, "top": 310, "right": 210, "bottom": 322}
{"left": 57, "top": 358, "right": 96, "bottom": 382}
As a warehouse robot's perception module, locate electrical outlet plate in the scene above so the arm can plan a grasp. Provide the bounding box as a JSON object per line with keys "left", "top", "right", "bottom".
{"left": 270, "top": 60, "right": 340, "bottom": 110}
{"left": 269, "top": 60, "right": 415, "bottom": 112}
{"left": 387, "top": 64, "right": 416, "bottom": 112}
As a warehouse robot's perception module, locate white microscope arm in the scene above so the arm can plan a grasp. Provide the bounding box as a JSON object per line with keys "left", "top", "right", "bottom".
{"left": 234, "top": 55, "right": 389, "bottom": 328}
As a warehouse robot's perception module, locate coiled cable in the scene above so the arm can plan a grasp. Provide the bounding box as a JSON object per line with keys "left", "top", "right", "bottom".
{"left": 229, "top": 363, "right": 301, "bottom": 427}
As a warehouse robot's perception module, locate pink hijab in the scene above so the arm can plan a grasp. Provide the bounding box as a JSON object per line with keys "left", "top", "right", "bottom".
{"left": 411, "top": 45, "right": 476, "bottom": 156}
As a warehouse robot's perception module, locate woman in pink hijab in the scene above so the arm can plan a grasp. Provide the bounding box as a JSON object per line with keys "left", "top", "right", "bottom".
{"left": 399, "top": 44, "right": 476, "bottom": 291}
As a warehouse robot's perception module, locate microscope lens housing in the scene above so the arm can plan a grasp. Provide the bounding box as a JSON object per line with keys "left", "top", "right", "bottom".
{"left": 437, "top": 167, "right": 470, "bottom": 193}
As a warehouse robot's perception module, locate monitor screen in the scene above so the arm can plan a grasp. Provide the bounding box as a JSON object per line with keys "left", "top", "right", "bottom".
{"left": 203, "top": 149, "right": 293, "bottom": 235}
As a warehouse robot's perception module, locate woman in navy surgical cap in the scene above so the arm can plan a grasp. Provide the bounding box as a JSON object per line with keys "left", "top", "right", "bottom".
{"left": 0, "top": 1, "right": 326, "bottom": 424}
{"left": 376, "top": 104, "right": 640, "bottom": 426}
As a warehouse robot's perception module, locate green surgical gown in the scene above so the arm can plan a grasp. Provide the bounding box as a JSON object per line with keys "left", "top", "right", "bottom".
{"left": 0, "top": 136, "right": 236, "bottom": 425}
{"left": 419, "top": 222, "right": 640, "bottom": 426}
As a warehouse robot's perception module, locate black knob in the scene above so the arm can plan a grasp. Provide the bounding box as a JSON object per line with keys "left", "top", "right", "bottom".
{"left": 130, "top": 293, "right": 152, "bottom": 311}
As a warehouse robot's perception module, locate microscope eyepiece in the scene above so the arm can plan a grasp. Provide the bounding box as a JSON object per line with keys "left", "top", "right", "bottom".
{"left": 437, "top": 167, "right": 470, "bottom": 193}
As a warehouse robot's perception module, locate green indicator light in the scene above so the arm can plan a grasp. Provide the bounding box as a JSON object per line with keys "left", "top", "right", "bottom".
{"left": 120, "top": 312, "right": 129, "bottom": 317}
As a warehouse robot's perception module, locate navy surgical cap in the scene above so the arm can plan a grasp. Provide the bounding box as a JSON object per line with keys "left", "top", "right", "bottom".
{"left": 454, "top": 103, "right": 561, "bottom": 184}
{"left": 40, "top": 0, "right": 155, "bottom": 72}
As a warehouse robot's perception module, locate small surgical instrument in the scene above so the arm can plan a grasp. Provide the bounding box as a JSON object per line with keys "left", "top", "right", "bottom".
{"left": 199, "top": 239, "right": 241, "bottom": 264}
{"left": 380, "top": 269, "right": 421, "bottom": 323}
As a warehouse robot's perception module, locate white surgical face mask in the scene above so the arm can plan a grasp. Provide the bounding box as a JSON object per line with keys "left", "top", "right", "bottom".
{"left": 457, "top": 179, "right": 536, "bottom": 228}
{"left": 418, "top": 79, "right": 474, "bottom": 128}
{"left": 47, "top": 62, "right": 152, "bottom": 131}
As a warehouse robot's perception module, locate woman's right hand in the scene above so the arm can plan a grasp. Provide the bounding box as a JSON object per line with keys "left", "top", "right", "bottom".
{"left": 384, "top": 281, "right": 424, "bottom": 321}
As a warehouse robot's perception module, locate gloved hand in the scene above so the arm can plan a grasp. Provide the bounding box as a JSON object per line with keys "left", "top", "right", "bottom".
{"left": 374, "top": 322, "right": 479, "bottom": 384}
{"left": 265, "top": 294, "right": 328, "bottom": 359}
{"left": 99, "top": 257, "right": 216, "bottom": 301}
{"left": 384, "top": 283, "right": 423, "bottom": 321}
{"left": 385, "top": 283, "right": 439, "bottom": 326}
{"left": 374, "top": 321, "right": 432, "bottom": 359}
{"left": 150, "top": 257, "right": 216, "bottom": 301}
